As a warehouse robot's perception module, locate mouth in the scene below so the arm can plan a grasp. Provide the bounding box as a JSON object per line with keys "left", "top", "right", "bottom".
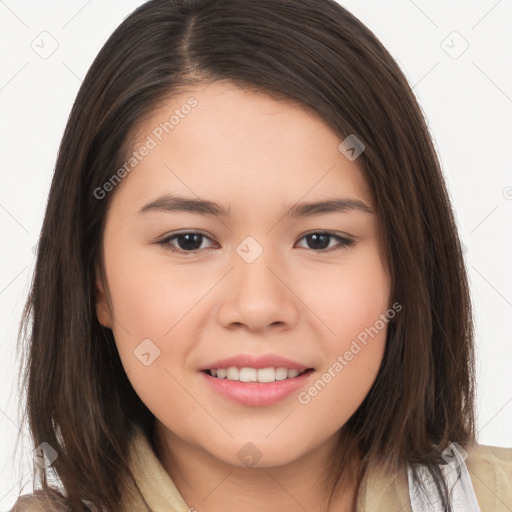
{"left": 200, "top": 365, "right": 315, "bottom": 407}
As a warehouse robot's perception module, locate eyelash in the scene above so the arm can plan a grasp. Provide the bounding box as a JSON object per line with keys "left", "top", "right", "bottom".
{"left": 157, "top": 231, "right": 356, "bottom": 255}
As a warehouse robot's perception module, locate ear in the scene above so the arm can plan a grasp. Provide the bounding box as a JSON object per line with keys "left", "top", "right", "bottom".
{"left": 95, "top": 267, "right": 113, "bottom": 329}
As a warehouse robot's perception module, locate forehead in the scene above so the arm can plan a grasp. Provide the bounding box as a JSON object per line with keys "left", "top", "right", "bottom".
{"left": 112, "top": 81, "right": 372, "bottom": 215}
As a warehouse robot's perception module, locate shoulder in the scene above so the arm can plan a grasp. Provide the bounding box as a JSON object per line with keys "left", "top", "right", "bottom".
{"left": 10, "top": 490, "right": 73, "bottom": 511}
{"left": 465, "top": 443, "right": 512, "bottom": 511}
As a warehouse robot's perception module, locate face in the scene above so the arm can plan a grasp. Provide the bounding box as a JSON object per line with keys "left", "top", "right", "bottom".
{"left": 95, "top": 81, "right": 391, "bottom": 468}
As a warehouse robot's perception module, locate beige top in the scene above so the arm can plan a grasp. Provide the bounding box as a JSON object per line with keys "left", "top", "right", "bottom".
{"left": 12, "top": 426, "right": 512, "bottom": 511}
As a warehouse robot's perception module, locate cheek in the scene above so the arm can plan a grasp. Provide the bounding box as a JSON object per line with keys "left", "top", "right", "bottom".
{"left": 105, "top": 245, "right": 208, "bottom": 339}
{"left": 294, "top": 249, "right": 390, "bottom": 421}
{"left": 308, "top": 247, "right": 390, "bottom": 346}
{"left": 105, "top": 258, "right": 197, "bottom": 426}
{"left": 102, "top": 242, "right": 209, "bottom": 395}
{"left": 294, "top": 306, "right": 388, "bottom": 447}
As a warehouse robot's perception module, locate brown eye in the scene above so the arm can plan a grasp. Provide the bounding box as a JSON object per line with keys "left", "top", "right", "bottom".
{"left": 295, "top": 232, "right": 355, "bottom": 252}
{"left": 159, "top": 232, "right": 217, "bottom": 254}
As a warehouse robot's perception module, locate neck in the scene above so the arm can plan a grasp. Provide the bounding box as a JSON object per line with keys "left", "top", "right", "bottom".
{"left": 152, "top": 423, "right": 360, "bottom": 512}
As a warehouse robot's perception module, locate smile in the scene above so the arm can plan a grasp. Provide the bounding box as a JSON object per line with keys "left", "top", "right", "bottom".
{"left": 201, "top": 367, "right": 315, "bottom": 407}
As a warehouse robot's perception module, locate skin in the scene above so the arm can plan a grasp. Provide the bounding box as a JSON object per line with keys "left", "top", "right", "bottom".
{"left": 95, "top": 81, "right": 391, "bottom": 512}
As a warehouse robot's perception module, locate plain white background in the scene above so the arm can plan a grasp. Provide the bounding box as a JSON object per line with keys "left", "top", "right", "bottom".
{"left": 0, "top": 0, "right": 511, "bottom": 509}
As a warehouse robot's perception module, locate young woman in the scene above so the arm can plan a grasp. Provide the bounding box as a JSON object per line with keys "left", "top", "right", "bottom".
{"left": 12, "top": 0, "right": 512, "bottom": 510}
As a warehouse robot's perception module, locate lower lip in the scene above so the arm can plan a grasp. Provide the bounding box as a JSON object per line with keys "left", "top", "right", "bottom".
{"left": 201, "top": 370, "right": 314, "bottom": 407}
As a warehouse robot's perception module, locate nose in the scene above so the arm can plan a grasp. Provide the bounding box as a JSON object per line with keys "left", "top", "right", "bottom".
{"left": 217, "top": 247, "right": 300, "bottom": 333}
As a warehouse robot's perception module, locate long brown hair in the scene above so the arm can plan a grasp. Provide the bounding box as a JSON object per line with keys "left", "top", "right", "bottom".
{"left": 15, "top": 0, "right": 476, "bottom": 510}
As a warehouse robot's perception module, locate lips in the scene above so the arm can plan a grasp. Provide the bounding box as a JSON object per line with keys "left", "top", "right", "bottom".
{"left": 200, "top": 353, "right": 315, "bottom": 407}
{"left": 201, "top": 353, "right": 311, "bottom": 372}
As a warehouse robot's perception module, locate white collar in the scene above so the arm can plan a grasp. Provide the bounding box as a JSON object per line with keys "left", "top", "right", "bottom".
{"left": 407, "top": 442, "right": 481, "bottom": 511}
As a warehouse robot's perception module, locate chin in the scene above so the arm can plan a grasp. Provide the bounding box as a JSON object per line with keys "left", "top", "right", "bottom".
{"left": 200, "top": 432, "right": 314, "bottom": 469}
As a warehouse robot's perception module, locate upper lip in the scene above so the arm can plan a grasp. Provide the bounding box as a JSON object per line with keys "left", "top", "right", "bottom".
{"left": 201, "top": 354, "right": 313, "bottom": 371}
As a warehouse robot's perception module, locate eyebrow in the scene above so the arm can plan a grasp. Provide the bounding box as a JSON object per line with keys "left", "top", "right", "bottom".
{"left": 137, "top": 193, "right": 374, "bottom": 218}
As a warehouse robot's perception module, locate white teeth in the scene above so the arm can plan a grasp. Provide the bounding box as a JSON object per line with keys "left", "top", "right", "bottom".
{"left": 239, "top": 367, "right": 257, "bottom": 382}
{"left": 209, "top": 366, "right": 308, "bottom": 382}
{"left": 226, "top": 367, "right": 239, "bottom": 380}
{"left": 257, "top": 367, "right": 275, "bottom": 383}
{"left": 275, "top": 367, "right": 288, "bottom": 380}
